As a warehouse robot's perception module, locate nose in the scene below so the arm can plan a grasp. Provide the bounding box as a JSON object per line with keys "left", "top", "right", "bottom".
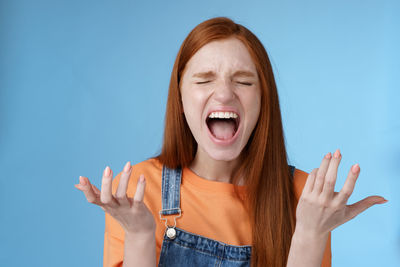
{"left": 212, "top": 80, "right": 235, "bottom": 104}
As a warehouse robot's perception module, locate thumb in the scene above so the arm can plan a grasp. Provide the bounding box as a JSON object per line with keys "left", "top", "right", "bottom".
{"left": 346, "top": 195, "right": 387, "bottom": 220}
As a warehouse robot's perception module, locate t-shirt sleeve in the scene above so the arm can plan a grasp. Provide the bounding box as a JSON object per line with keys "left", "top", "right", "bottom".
{"left": 103, "top": 172, "right": 124, "bottom": 267}
{"left": 293, "top": 168, "right": 332, "bottom": 267}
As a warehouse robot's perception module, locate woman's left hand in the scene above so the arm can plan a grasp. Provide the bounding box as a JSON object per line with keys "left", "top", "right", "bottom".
{"left": 295, "top": 149, "right": 387, "bottom": 238}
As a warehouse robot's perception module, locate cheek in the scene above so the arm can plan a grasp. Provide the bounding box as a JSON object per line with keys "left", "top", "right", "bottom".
{"left": 182, "top": 92, "right": 197, "bottom": 115}
{"left": 181, "top": 89, "right": 207, "bottom": 127}
{"left": 241, "top": 90, "right": 262, "bottom": 124}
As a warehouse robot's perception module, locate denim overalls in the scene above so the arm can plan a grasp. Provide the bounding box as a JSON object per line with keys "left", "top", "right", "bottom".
{"left": 158, "top": 165, "right": 296, "bottom": 266}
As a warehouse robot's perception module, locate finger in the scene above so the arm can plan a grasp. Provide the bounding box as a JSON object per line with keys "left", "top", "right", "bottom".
{"left": 100, "top": 166, "right": 118, "bottom": 208}
{"left": 133, "top": 174, "right": 146, "bottom": 206}
{"left": 320, "top": 149, "right": 341, "bottom": 199}
{"left": 303, "top": 168, "right": 318, "bottom": 194}
{"left": 115, "top": 161, "right": 132, "bottom": 206}
{"left": 345, "top": 195, "right": 388, "bottom": 221}
{"left": 77, "top": 176, "right": 102, "bottom": 205}
{"left": 312, "top": 152, "right": 333, "bottom": 194}
{"left": 337, "top": 163, "right": 360, "bottom": 204}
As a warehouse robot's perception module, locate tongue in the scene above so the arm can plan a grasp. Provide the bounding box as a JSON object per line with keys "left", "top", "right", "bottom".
{"left": 208, "top": 120, "right": 236, "bottom": 140}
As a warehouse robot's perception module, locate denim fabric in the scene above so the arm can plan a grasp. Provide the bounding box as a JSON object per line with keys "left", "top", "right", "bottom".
{"left": 158, "top": 165, "right": 295, "bottom": 266}
{"left": 158, "top": 227, "right": 251, "bottom": 267}
{"left": 160, "top": 165, "right": 182, "bottom": 216}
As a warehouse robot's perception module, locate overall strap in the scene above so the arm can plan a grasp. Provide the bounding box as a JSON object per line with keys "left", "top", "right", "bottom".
{"left": 160, "top": 165, "right": 182, "bottom": 216}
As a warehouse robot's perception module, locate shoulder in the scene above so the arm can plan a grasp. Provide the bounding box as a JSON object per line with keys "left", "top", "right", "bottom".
{"left": 131, "top": 157, "right": 163, "bottom": 177}
{"left": 292, "top": 167, "right": 310, "bottom": 200}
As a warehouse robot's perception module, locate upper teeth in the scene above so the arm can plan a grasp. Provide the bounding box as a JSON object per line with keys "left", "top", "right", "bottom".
{"left": 208, "top": 112, "right": 238, "bottom": 119}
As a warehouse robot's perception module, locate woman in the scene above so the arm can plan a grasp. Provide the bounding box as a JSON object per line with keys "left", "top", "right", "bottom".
{"left": 75, "top": 17, "right": 387, "bottom": 267}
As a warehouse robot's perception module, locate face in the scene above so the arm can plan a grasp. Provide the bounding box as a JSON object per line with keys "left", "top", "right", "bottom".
{"left": 180, "top": 37, "right": 261, "bottom": 162}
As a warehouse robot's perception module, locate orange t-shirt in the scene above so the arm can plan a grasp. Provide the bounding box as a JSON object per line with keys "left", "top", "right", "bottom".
{"left": 103, "top": 158, "right": 331, "bottom": 266}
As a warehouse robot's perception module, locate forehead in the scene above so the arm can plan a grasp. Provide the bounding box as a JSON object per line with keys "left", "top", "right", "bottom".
{"left": 184, "top": 37, "right": 257, "bottom": 75}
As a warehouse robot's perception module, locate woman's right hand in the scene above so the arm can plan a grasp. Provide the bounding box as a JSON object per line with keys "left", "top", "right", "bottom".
{"left": 74, "top": 162, "right": 156, "bottom": 236}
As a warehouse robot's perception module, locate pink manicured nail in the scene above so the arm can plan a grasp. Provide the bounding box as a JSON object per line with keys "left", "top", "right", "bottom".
{"left": 123, "top": 161, "right": 131, "bottom": 173}
{"left": 325, "top": 152, "right": 332, "bottom": 159}
{"left": 334, "top": 149, "right": 340, "bottom": 158}
{"left": 79, "top": 176, "right": 87, "bottom": 185}
{"left": 104, "top": 166, "right": 111, "bottom": 177}
{"left": 351, "top": 164, "right": 360, "bottom": 174}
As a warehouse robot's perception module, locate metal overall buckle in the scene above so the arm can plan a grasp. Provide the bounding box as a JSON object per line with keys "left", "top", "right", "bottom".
{"left": 159, "top": 208, "right": 182, "bottom": 240}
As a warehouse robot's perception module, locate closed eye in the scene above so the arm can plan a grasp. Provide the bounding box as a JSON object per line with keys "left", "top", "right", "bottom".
{"left": 196, "top": 81, "right": 210, "bottom": 84}
{"left": 237, "top": 82, "right": 253, "bottom": 86}
{"left": 196, "top": 81, "right": 252, "bottom": 85}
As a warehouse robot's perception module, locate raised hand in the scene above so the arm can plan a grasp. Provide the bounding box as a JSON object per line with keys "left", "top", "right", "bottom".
{"left": 295, "top": 149, "right": 387, "bottom": 238}
{"left": 74, "top": 162, "right": 156, "bottom": 236}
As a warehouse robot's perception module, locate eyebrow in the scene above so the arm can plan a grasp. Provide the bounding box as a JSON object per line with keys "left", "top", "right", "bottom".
{"left": 192, "top": 70, "right": 256, "bottom": 79}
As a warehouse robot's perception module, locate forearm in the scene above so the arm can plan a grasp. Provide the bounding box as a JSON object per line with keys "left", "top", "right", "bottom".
{"left": 286, "top": 228, "right": 328, "bottom": 267}
{"left": 122, "top": 232, "right": 156, "bottom": 267}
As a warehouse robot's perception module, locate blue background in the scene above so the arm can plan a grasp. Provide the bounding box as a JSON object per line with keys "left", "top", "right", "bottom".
{"left": 1, "top": 0, "right": 399, "bottom": 266}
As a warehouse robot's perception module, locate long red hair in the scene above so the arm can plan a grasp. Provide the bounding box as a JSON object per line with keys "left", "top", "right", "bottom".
{"left": 156, "top": 17, "right": 296, "bottom": 267}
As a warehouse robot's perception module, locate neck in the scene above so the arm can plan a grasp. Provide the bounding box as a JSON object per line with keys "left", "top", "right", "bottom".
{"left": 189, "top": 148, "right": 240, "bottom": 184}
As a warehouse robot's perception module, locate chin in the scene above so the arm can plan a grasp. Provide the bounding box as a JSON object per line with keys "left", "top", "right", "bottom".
{"left": 206, "top": 147, "right": 242, "bottom": 162}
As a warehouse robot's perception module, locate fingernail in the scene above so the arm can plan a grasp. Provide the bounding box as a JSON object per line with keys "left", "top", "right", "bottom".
{"left": 351, "top": 164, "right": 360, "bottom": 174}
{"left": 104, "top": 166, "right": 111, "bottom": 177}
{"left": 123, "top": 161, "right": 131, "bottom": 173}
{"left": 334, "top": 149, "right": 340, "bottom": 158}
{"left": 139, "top": 174, "right": 145, "bottom": 182}
{"left": 325, "top": 152, "right": 332, "bottom": 159}
{"left": 378, "top": 199, "right": 388, "bottom": 204}
{"left": 79, "top": 176, "right": 87, "bottom": 185}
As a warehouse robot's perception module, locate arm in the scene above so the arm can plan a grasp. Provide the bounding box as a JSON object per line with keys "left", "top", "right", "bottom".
{"left": 123, "top": 232, "right": 156, "bottom": 267}
{"left": 287, "top": 229, "right": 329, "bottom": 267}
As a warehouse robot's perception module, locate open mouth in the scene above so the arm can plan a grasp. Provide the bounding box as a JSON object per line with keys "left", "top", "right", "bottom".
{"left": 206, "top": 111, "right": 240, "bottom": 141}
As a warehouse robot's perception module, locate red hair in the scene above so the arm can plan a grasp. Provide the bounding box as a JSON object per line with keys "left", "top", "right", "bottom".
{"left": 156, "top": 17, "right": 296, "bottom": 267}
